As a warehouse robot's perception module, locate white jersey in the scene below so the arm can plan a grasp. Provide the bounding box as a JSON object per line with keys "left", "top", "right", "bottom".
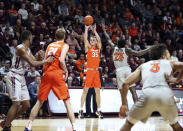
{"left": 10, "top": 44, "right": 31, "bottom": 75}
{"left": 113, "top": 47, "right": 129, "bottom": 69}
{"left": 141, "top": 59, "right": 172, "bottom": 89}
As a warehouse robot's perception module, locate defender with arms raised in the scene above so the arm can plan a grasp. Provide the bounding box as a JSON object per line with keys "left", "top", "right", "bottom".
{"left": 102, "top": 21, "right": 151, "bottom": 106}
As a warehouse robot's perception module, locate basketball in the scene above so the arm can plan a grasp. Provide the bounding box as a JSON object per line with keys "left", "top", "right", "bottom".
{"left": 84, "top": 15, "right": 94, "bottom": 26}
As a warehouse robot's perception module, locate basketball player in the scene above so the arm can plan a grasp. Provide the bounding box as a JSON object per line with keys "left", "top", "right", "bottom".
{"left": 78, "top": 24, "right": 103, "bottom": 119}
{"left": 1, "top": 30, "right": 54, "bottom": 131}
{"left": 24, "top": 28, "right": 76, "bottom": 131}
{"left": 120, "top": 44, "right": 183, "bottom": 131}
{"left": 102, "top": 22, "right": 151, "bottom": 105}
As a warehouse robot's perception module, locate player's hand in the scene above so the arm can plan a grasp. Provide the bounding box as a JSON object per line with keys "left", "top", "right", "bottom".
{"left": 45, "top": 56, "right": 55, "bottom": 63}
{"left": 63, "top": 71, "right": 68, "bottom": 81}
{"left": 165, "top": 74, "right": 177, "bottom": 84}
{"left": 119, "top": 105, "right": 128, "bottom": 118}
{"left": 36, "top": 50, "right": 44, "bottom": 60}
{"left": 85, "top": 25, "right": 90, "bottom": 30}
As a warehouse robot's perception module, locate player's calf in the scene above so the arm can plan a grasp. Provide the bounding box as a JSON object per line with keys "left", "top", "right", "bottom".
{"left": 16, "top": 100, "right": 30, "bottom": 118}
{"left": 171, "top": 122, "right": 183, "bottom": 131}
{"left": 120, "top": 120, "right": 133, "bottom": 131}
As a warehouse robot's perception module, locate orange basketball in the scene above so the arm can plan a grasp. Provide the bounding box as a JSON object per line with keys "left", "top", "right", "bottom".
{"left": 84, "top": 15, "right": 94, "bottom": 26}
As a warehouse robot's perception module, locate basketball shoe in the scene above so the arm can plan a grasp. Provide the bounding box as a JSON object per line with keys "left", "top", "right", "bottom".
{"left": 95, "top": 111, "right": 104, "bottom": 119}
{"left": 24, "top": 127, "right": 31, "bottom": 131}
{"left": 78, "top": 110, "right": 84, "bottom": 119}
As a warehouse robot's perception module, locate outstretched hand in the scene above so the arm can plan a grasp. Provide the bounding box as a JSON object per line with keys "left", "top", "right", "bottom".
{"left": 85, "top": 25, "right": 90, "bottom": 30}
{"left": 46, "top": 56, "right": 55, "bottom": 63}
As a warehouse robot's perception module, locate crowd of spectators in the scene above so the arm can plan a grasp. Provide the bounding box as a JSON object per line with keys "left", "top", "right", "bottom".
{"left": 0, "top": 0, "right": 183, "bottom": 88}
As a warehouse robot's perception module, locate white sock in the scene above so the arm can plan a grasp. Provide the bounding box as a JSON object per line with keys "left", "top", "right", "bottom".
{"left": 72, "top": 123, "right": 76, "bottom": 130}
{"left": 97, "top": 108, "right": 101, "bottom": 111}
{"left": 26, "top": 120, "right": 33, "bottom": 130}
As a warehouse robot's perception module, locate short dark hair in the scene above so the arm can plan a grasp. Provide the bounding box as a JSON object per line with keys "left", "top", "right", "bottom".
{"left": 117, "top": 39, "right": 125, "bottom": 48}
{"left": 55, "top": 28, "right": 65, "bottom": 40}
{"left": 149, "top": 44, "right": 167, "bottom": 60}
{"left": 21, "top": 30, "right": 32, "bottom": 41}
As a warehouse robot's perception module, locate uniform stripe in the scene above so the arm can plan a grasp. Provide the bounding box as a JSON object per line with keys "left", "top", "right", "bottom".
{"left": 15, "top": 57, "right": 20, "bottom": 69}
{"left": 11, "top": 76, "right": 15, "bottom": 96}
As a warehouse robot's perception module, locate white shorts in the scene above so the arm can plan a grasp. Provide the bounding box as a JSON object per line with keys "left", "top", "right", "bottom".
{"left": 116, "top": 67, "right": 135, "bottom": 89}
{"left": 6, "top": 71, "right": 30, "bottom": 101}
{"left": 128, "top": 86, "right": 179, "bottom": 125}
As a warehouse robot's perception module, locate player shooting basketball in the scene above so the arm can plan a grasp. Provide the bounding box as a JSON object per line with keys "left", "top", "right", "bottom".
{"left": 78, "top": 24, "right": 103, "bottom": 119}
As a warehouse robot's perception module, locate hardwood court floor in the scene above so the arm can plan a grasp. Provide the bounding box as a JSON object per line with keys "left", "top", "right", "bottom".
{"left": 0, "top": 116, "right": 183, "bottom": 131}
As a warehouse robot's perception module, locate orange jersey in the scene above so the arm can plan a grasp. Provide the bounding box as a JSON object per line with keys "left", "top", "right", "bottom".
{"left": 86, "top": 46, "right": 100, "bottom": 68}
{"left": 43, "top": 41, "right": 65, "bottom": 73}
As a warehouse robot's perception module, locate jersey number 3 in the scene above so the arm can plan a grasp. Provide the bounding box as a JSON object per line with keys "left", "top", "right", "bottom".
{"left": 114, "top": 52, "right": 124, "bottom": 61}
{"left": 150, "top": 63, "right": 160, "bottom": 73}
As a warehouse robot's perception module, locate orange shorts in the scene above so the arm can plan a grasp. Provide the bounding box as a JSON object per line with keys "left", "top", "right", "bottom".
{"left": 84, "top": 70, "right": 101, "bottom": 88}
{"left": 38, "top": 71, "right": 70, "bottom": 101}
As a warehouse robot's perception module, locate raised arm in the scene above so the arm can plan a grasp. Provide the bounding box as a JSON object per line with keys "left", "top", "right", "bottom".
{"left": 59, "top": 44, "right": 69, "bottom": 80}
{"left": 101, "top": 22, "right": 115, "bottom": 47}
{"left": 84, "top": 25, "right": 91, "bottom": 52}
{"left": 93, "top": 24, "right": 102, "bottom": 50}
{"left": 125, "top": 47, "right": 152, "bottom": 56}
{"left": 17, "top": 47, "right": 53, "bottom": 67}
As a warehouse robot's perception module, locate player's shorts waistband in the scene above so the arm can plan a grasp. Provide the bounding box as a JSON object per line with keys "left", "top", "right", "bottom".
{"left": 142, "top": 85, "right": 169, "bottom": 89}
{"left": 86, "top": 68, "right": 99, "bottom": 71}
{"left": 10, "top": 70, "right": 24, "bottom": 76}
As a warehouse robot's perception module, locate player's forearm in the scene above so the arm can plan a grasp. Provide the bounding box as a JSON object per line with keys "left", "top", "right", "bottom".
{"left": 60, "top": 60, "right": 68, "bottom": 73}
{"left": 94, "top": 31, "right": 102, "bottom": 49}
{"left": 103, "top": 30, "right": 114, "bottom": 47}
{"left": 122, "top": 83, "right": 129, "bottom": 106}
{"left": 94, "top": 31, "right": 101, "bottom": 42}
{"left": 84, "top": 28, "right": 88, "bottom": 43}
{"left": 103, "top": 29, "right": 111, "bottom": 41}
{"left": 30, "top": 60, "right": 46, "bottom": 67}
{"left": 136, "top": 48, "right": 151, "bottom": 56}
